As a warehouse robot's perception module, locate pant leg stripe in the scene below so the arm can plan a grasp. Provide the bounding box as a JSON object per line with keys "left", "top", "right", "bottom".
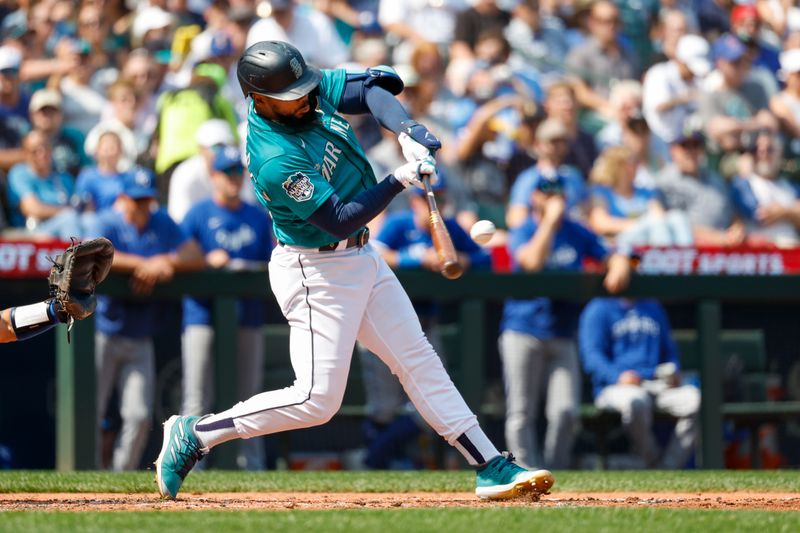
{"left": 456, "top": 434, "right": 485, "bottom": 464}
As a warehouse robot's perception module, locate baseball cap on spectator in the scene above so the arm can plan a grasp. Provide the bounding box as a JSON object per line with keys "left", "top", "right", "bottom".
{"left": 29, "top": 89, "right": 62, "bottom": 113}
{"left": 712, "top": 33, "right": 747, "bottom": 63}
{"left": 193, "top": 31, "right": 234, "bottom": 63}
{"left": 122, "top": 166, "right": 157, "bottom": 199}
{"left": 779, "top": 49, "right": 800, "bottom": 80}
{"left": 194, "top": 62, "right": 227, "bottom": 89}
{"left": 675, "top": 34, "right": 711, "bottom": 77}
{"left": 212, "top": 144, "right": 244, "bottom": 174}
{"left": 195, "top": 119, "right": 235, "bottom": 148}
{"left": 535, "top": 118, "right": 570, "bottom": 142}
{"left": 0, "top": 46, "right": 22, "bottom": 72}
{"left": 131, "top": 6, "right": 174, "bottom": 48}
{"left": 268, "top": 0, "right": 294, "bottom": 11}
{"left": 731, "top": 4, "right": 758, "bottom": 26}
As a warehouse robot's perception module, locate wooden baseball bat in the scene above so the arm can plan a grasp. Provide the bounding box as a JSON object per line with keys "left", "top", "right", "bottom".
{"left": 421, "top": 173, "right": 463, "bottom": 280}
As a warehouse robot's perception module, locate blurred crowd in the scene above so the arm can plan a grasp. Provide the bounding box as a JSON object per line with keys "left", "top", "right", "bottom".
{"left": 3, "top": 0, "right": 797, "bottom": 471}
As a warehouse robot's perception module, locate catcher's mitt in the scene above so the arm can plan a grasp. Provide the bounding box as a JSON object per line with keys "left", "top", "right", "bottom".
{"left": 48, "top": 237, "right": 115, "bottom": 322}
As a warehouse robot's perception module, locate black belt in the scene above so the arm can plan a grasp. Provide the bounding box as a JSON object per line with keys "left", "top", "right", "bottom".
{"left": 280, "top": 227, "right": 370, "bottom": 252}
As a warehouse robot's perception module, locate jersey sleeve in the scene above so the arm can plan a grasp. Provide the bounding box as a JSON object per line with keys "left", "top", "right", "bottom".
{"left": 318, "top": 69, "right": 347, "bottom": 110}
{"left": 179, "top": 206, "right": 202, "bottom": 243}
{"left": 574, "top": 221, "right": 609, "bottom": 261}
{"left": 253, "top": 150, "right": 335, "bottom": 221}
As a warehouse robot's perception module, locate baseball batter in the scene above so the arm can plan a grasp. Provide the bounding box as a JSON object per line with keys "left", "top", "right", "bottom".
{"left": 155, "top": 41, "right": 554, "bottom": 501}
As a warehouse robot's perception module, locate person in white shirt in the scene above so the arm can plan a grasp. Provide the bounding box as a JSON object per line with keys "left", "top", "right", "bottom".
{"left": 642, "top": 34, "right": 710, "bottom": 144}
{"left": 245, "top": 0, "right": 349, "bottom": 68}
{"left": 379, "top": 0, "right": 469, "bottom": 63}
{"left": 167, "top": 119, "right": 254, "bottom": 223}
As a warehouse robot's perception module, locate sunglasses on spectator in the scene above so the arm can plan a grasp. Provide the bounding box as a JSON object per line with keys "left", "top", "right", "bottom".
{"left": 0, "top": 68, "right": 19, "bottom": 76}
{"left": 36, "top": 105, "right": 60, "bottom": 114}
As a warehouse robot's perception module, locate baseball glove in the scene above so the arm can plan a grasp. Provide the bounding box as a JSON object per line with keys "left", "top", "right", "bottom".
{"left": 48, "top": 237, "right": 115, "bottom": 322}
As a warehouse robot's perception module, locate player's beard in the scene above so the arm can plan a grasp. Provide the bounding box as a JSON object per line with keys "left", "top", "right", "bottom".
{"left": 279, "top": 89, "right": 319, "bottom": 128}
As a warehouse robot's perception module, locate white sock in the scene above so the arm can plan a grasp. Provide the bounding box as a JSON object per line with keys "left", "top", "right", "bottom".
{"left": 453, "top": 425, "right": 501, "bottom": 467}
{"left": 193, "top": 413, "right": 240, "bottom": 450}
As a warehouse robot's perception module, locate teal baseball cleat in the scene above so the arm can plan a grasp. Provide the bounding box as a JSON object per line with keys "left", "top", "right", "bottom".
{"left": 154, "top": 415, "right": 207, "bottom": 499}
{"left": 475, "top": 452, "right": 555, "bottom": 500}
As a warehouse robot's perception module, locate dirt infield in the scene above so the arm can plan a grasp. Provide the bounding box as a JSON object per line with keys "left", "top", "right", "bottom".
{"left": 1, "top": 491, "right": 799, "bottom": 511}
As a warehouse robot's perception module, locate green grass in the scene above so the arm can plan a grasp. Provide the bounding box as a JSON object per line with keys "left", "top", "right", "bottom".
{"left": 1, "top": 509, "right": 799, "bottom": 533}
{"left": 0, "top": 470, "right": 799, "bottom": 494}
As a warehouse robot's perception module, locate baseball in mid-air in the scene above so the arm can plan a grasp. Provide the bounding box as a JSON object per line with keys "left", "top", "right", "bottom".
{"left": 470, "top": 219, "right": 496, "bottom": 245}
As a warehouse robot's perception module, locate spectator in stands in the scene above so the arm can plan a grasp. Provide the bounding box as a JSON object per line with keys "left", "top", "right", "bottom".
{"left": 730, "top": 3, "right": 780, "bottom": 76}
{"left": 359, "top": 176, "right": 491, "bottom": 469}
{"left": 579, "top": 297, "right": 700, "bottom": 469}
{"left": 499, "top": 172, "right": 631, "bottom": 469}
{"left": 168, "top": 118, "right": 246, "bottom": 223}
{"left": 643, "top": 34, "right": 711, "bottom": 145}
{"left": 732, "top": 129, "right": 800, "bottom": 247}
{"left": 507, "top": 118, "right": 587, "bottom": 228}
{"left": 74, "top": 125, "right": 131, "bottom": 213}
{"left": 505, "top": 0, "right": 569, "bottom": 84}
{"left": 770, "top": 48, "right": 800, "bottom": 180}
{"left": 118, "top": 49, "right": 161, "bottom": 154}
{"left": 542, "top": 81, "right": 598, "bottom": 180}
{"left": 378, "top": 0, "right": 466, "bottom": 64}
{"left": 654, "top": 126, "right": 746, "bottom": 247}
{"left": 56, "top": 38, "right": 107, "bottom": 136}
{"left": 28, "top": 88, "right": 87, "bottom": 178}
{"left": 180, "top": 145, "right": 273, "bottom": 471}
{"left": 153, "top": 62, "right": 238, "bottom": 199}
{"left": 649, "top": 8, "right": 692, "bottom": 64}
{"left": 246, "top": 0, "right": 349, "bottom": 68}
{"left": 588, "top": 145, "right": 693, "bottom": 248}
{"left": 699, "top": 34, "right": 773, "bottom": 157}
{"left": 89, "top": 167, "right": 203, "bottom": 471}
{"left": 0, "top": 45, "right": 28, "bottom": 172}
{"left": 100, "top": 80, "right": 148, "bottom": 157}
{"left": 6, "top": 129, "right": 80, "bottom": 237}
{"left": 565, "top": 0, "right": 641, "bottom": 120}
{"left": 451, "top": 0, "right": 511, "bottom": 62}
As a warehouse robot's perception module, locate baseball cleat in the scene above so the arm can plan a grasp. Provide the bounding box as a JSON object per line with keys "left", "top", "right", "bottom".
{"left": 154, "top": 415, "right": 207, "bottom": 499}
{"left": 475, "top": 452, "right": 555, "bottom": 500}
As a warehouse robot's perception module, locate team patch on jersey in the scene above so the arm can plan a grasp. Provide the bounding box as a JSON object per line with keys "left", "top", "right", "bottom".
{"left": 282, "top": 171, "right": 314, "bottom": 202}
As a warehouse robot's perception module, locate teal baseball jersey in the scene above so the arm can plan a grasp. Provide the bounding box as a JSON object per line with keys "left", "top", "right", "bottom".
{"left": 245, "top": 69, "right": 378, "bottom": 248}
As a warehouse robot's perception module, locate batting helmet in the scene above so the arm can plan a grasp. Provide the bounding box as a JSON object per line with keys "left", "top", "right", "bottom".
{"left": 237, "top": 41, "right": 322, "bottom": 101}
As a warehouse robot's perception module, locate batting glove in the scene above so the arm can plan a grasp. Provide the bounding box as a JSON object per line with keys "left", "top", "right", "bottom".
{"left": 398, "top": 120, "right": 441, "bottom": 163}
{"left": 393, "top": 158, "right": 437, "bottom": 190}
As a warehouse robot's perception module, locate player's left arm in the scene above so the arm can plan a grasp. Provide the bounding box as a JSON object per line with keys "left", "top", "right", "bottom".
{"left": 336, "top": 67, "right": 441, "bottom": 160}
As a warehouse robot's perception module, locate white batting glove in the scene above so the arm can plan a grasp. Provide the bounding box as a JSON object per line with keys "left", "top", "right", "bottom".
{"left": 398, "top": 132, "right": 433, "bottom": 163}
{"left": 393, "top": 159, "right": 436, "bottom": 190}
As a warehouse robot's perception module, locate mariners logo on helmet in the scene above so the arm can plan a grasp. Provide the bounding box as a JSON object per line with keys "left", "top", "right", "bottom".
{"left": 289, "top": 57, "right": 302, "bottom": 79}
{"left": 282, "top": 172, "right": 314, "bottom": 202}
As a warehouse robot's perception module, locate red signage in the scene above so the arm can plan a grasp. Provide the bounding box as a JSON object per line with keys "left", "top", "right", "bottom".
{"left": 635, "top": 246, "right": 800, "bottom": 275}
{"left": 0, "top": 240, "right": 71, "bottom": 278}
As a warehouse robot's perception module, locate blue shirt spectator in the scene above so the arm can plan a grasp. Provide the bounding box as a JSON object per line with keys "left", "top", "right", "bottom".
{"left": 579, "top": 298, "right": 680, "bottom": 398}
{"left": 180, "top": 198, "right": 273, "bottom": 328}
{"left": 6, "top": 132, "right": 74, "bottom": 227}
{"left": 92, "top": 207, "right": 186, "bottom": 337}
{"left": 74, "top": 166, "right": 125, "bottom": 212}
{"left": 501, "top": 216, "right": 608, "bottom": 339}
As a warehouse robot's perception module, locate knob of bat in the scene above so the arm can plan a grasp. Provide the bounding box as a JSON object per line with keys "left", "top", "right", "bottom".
{"left": 442, "top": 262, "right": 464, "bottom": 280}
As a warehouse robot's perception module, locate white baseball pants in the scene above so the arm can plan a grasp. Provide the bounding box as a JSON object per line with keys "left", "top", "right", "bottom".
{"left": 195, "top": 243, "right": 498, "bottom": 466}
